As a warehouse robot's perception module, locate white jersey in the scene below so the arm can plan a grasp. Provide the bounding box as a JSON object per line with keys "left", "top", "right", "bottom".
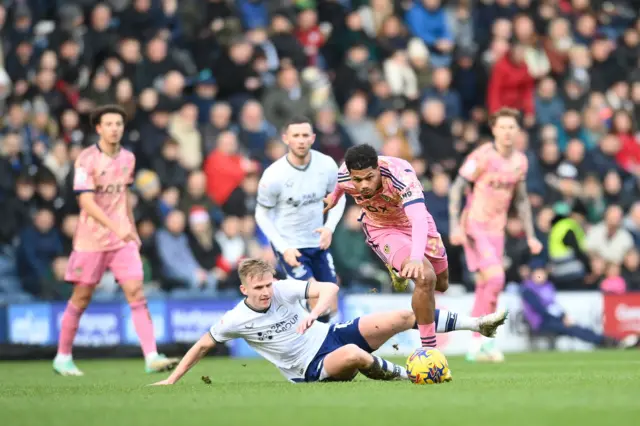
{"left": 256, "top": 150, "right": 338, "bottom": 250}
{"left": 209, "top": 280, "right": 329, "bottom": 382}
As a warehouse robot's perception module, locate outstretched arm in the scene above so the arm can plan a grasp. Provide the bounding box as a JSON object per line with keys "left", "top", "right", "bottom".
{"left": 448, "top": 175, "right": 470, "bottom": 232}
{"left": 151, "top": 333, "right": 216, "bottom": 385}
{"left": 514, "top": 181, "right": 535, "bottom": 239}
{"left": 298, "top": 281, "right": 339, "bottom": 333}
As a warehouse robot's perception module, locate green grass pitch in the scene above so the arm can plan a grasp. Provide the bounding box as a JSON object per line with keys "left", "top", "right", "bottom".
{"left": 1, "top": 351, "right": 639, "bottom": 426}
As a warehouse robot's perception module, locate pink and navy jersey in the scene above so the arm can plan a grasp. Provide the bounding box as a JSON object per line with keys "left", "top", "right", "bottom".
{"left": 72, "top": 144, "right": 135, "bottom": 252}
{"left": 336, "top": 156, "right": 429, "bottom": 229}
{"left": 459, "top": 143, "right": 529, "bottom": 234}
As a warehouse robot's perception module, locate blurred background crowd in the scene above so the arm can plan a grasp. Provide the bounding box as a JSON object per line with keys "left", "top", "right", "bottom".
{"left": 0, "top": 0, "right": 639, "bottom": 305}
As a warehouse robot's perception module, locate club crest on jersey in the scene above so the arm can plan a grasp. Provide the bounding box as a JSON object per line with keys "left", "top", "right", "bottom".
{"left": 383, "top": 244, "right": 391, "bottom": 254}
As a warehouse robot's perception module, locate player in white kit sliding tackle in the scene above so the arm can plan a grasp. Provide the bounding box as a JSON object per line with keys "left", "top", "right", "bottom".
{"left": 151, "top": 259, "right": 509, "bottom": 385}
{"left": 255, "top": 116, "right": 346, "bottom": 322}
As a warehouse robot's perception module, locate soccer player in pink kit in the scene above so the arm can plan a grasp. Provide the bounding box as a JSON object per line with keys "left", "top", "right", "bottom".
{"left": 324, "top": 144, "right": 474, "bottom": 369}
{"left": 449, "top": 108, "right": 542, "bottom": 362}
{"left": 53, "top": 105, "right": 178, "bottom": 376}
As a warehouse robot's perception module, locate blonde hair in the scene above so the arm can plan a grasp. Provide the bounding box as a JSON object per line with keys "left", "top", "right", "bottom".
{"left": 238, "top": 258, "right": 276, "bottom": 283}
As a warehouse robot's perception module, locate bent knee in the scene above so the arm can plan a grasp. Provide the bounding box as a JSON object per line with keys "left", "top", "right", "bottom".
{"left": 123, "top": 284, "right": 145, "bottom": 303}
{"left": 435, "top": 269, "right": 449, "bottom": 292}
{"left": 415, "top": 266, "right": 437, "bottom": 290}
{"left": 342, "top": 344, "right": 369, "bottom": 366}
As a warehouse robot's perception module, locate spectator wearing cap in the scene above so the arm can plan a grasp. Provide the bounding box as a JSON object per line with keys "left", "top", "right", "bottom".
{"left": 187, "top": 70, "right": 218, "bottom": 125}
{"left": 586, "top": 205, "right": 635, "bottom": 265}
{"left": 547, "top": 201, "right": 590, "bottom": 289}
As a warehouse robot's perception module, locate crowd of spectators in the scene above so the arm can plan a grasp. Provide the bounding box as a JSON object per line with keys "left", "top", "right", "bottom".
{"left": 0, "top": 0, "right": 639, "bottom": 304}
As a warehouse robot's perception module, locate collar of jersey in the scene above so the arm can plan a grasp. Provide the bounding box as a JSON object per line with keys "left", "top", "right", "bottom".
{"left": 95, "top": 142, "right": 121, "bottom": 158}
{"left": 285, "top": 151, "right": 312, "bottom": 171}
{"left": 244, "top": 298, "right": 270, "bottom": 314}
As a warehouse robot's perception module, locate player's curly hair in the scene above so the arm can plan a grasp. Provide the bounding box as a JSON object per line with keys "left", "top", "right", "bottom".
{"left": 344, "top": 144, "right": 378, "bottom": 171}
{"left": 90, "top": 104, "right": 127, "bottom": 127}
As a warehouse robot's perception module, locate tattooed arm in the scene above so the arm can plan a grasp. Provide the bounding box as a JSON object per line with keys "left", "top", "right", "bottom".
{"left": 515, "top": 181, "right": 543, "bottom": 254}
{"left": 514, "top": 181, "right": 535, "bottom": 239}
{"left": 448, "top": 175, "right": 470, "bottom": 245}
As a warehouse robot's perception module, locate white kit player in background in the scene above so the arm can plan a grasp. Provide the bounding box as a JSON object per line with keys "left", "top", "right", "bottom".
{"left": 255, "top": 116, "right": 346, "bottom": 322}
{"left": 151, "top": 259, "right": 508, "bottom": 385}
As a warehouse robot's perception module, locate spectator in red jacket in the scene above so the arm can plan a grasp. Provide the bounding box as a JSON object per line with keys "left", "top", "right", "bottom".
{"left": 203, "top": 130, "right": 259, "bottom": 206}
{"left": 611, "top": 110, "right": 640, "bottom": 175}
{"left": 487, "top": 44, "right": 536, "bottom": 126}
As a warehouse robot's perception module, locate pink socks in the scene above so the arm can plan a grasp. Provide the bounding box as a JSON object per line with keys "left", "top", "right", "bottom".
{"left": 57, "top": 302, "right": 84, "bottom": 356}
{"left": 130, "top": 299, "right": 157, "bottom": 357}
{"left": 418, "top": 323, "right": 437, "bottom": 348}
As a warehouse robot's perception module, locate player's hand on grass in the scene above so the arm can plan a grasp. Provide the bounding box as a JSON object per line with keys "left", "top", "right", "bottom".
{"left": 322, "top": 195, "right": 336, "bottom": 215}
{"left": 449, "top": 228, "right": 466, "bottom": 246}
{"left": 401, "top": 260, "right": 425, "bottom": 280}
{"left": 298, "top": 314, "right": 318, "bottom": 334}
{"left": 283, "top": 248, "right": 302, "bottom": 267}
{"left": 149, "top": 379, "right": 172, "bottom": 386}
{"left": 527, "top": 237, "right": 543, "bottom": 255}
{"left": 314, "top": 227, "right": 333, "bottom": 250}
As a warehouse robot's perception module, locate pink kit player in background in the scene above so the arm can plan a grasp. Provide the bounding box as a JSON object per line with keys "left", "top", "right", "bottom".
{"left": 67, "top": 144, "right": 139, "bottom": 283}
{"left": 449, "top": 107, "right": 542, "bottom": 362}
{"left": 323, "top": 144, "right": 451, "bottom": 353}
{"left": 53, "top": 105, "right": 178, "bottom": 376}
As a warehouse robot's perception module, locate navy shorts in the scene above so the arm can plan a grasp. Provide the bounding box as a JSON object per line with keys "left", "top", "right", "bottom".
{"left": 274, "top": 247, "right": 337, "bottom": 284}
{"left": 304, "top": 318, "right": 373, "bottom": 382}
